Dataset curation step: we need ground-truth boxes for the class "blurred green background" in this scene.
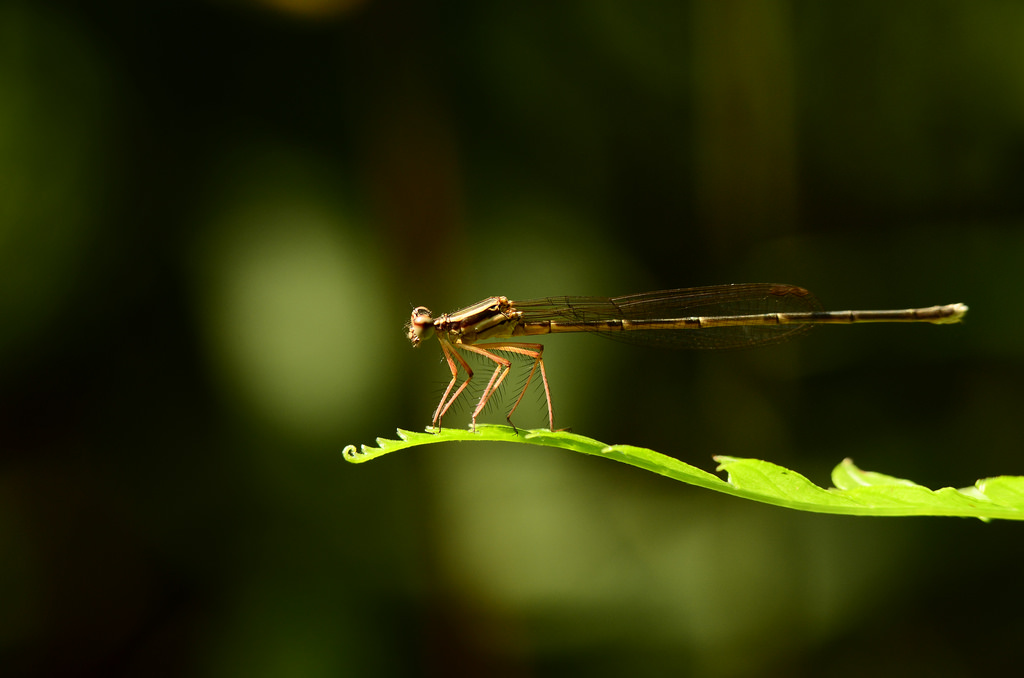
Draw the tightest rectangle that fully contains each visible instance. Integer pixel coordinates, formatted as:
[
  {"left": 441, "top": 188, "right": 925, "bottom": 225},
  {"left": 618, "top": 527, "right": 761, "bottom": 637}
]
[{"left": 2, "top": 1, "right": 1022, "bottom": 676}]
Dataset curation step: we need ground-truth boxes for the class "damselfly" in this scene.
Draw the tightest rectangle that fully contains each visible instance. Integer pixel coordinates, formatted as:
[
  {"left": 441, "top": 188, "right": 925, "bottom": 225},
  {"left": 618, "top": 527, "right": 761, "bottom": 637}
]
[{"left": 406, "top": 284, "right": 967, "bottom": 431}]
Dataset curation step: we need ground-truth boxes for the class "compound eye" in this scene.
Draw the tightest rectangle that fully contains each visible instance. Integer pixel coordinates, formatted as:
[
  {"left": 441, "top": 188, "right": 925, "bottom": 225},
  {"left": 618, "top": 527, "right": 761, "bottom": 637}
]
[
  {"left": 407, "top": 307, "right": 435, "bottom": 346},
  {"left": 410, "top": 307, "right": 433, "bottom": 328}
]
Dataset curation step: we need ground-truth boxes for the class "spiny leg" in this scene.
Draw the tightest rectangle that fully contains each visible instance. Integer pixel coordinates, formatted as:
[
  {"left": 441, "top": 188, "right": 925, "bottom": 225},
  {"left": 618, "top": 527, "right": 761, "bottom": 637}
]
[
  {"left": 457, "top": 343, "right": 512, "bottom": 432},
  {"left": 511, "top": 349, "right": 553, "bottom": 430},
  {"left": 433, "top": 339, "right": 474, "bottom": 431},
  {"left": 462, "top": 341, "right": 553, "bottom": 431},
  {"left": 495, "top": 342, "right": 552, "bottom": 431}
]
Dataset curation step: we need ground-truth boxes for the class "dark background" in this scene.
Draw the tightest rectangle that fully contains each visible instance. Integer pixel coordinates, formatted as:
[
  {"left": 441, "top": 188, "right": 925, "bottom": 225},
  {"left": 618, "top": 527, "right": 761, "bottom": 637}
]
[{"left": 2, "top": 1, "right": 1022, "bottom": 676}]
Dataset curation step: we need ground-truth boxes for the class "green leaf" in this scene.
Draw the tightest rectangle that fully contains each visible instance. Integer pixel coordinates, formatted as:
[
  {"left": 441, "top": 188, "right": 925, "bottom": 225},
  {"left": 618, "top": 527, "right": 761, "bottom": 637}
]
[{"left": 343, "top": 425, "right": 1024, "bottom": 521}]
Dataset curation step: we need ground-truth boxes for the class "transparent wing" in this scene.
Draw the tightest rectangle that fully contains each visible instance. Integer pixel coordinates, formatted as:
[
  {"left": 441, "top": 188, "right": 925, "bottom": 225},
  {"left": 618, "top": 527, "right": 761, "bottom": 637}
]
[{"left": 511, "top": 284, "right": 824, "bottom": 350}]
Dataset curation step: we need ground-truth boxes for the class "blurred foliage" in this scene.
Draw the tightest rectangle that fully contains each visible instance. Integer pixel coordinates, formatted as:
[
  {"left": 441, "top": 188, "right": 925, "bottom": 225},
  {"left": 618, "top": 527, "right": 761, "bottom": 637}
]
[{"left": 2, "top": 1, "right": 1024, "bottom": 676}]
